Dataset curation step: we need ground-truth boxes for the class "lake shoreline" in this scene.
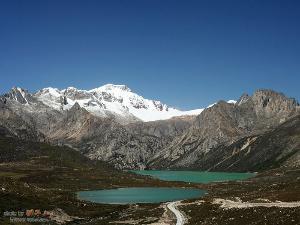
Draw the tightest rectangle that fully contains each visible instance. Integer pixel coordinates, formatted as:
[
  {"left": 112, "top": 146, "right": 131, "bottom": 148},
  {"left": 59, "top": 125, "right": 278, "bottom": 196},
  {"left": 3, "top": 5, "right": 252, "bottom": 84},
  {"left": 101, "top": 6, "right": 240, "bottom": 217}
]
[
  {"left": 77, "top": 187, "right": 206, "bottom": 204},
  {"left": 76, "top": 170, "right": 255, "bottom": 205}
]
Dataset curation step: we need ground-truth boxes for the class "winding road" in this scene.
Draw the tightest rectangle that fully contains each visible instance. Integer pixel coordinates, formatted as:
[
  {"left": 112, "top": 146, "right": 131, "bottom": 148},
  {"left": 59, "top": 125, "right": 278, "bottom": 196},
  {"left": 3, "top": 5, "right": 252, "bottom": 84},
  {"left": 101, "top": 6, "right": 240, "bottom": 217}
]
[{"left": 167, "top": 201, "right": 185, "bottom": 225}]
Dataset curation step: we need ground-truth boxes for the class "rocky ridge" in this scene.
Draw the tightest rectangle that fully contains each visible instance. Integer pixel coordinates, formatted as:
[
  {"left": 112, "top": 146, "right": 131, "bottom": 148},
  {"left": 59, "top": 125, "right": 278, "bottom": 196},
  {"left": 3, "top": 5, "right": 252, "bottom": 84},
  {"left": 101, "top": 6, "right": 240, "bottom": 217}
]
[
  {"left": 149, "top": 89, "right": 299, "bottom": 170},
  {"left": 0, "top": 86, "right": 299, "bottom": 171}
]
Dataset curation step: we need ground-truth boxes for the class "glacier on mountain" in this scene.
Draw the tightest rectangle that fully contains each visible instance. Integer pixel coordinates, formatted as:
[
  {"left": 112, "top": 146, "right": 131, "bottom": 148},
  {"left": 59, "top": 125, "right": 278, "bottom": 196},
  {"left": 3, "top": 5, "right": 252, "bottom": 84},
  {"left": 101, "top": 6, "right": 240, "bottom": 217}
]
[
  {"left": 7, "top": 84, "right": 236, "bottom": 122},
  {"left": 34, "top": 84, "right": 208, "bottom": 121}
]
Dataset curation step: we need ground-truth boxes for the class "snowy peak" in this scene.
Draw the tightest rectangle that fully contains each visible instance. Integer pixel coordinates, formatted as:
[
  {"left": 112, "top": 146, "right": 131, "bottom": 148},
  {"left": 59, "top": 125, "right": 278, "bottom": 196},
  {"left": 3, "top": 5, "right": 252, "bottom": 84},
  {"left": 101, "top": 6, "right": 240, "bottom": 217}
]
[
  {"left": 1, "top": 84, "right": 238, "bottom": 123},
  {"left": 91, "top": 84, "right": 132, "bottom": 92},
  {"left": 4, "top": 87, "right": 33, "bottom": 105},
  {"left": 35, "top": 87, "right": 66, "bottom": 110},
  {"left": 32, "top": 84, "right": 207, "bottom": 122},
  {"left": 227, "top": 100, "right": 237, "bottom": 104}
]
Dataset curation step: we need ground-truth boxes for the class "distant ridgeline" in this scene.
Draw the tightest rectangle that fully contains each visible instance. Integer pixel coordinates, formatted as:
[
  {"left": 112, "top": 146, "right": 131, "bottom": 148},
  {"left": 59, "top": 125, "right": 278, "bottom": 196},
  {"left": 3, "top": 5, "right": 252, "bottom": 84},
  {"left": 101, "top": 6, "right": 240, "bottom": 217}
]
[{"left": 0, "top": 86, "right": 299, "bottom": 171}]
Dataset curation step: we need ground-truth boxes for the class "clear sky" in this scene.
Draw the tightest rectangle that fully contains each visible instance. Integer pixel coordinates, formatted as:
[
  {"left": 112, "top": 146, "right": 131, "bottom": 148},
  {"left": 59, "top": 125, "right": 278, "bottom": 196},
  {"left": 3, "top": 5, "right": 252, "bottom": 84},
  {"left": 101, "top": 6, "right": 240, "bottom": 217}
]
[{"left": 0, "top": 0, "right": 299, "bottom": 109}]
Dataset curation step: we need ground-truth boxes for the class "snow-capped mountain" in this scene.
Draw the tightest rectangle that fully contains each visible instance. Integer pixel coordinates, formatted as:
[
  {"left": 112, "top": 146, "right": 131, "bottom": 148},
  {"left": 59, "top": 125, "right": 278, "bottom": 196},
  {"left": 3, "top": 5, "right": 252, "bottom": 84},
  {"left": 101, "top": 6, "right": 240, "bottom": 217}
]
[
  {"left": 4, "top": 86, "right": 297, "bottom": 171},
  {"left": 4, "top": 87, "right": 33, "bottom": 105},
  {"left": 3, "top": 84, "right": 236, "bottom": 123},
  {"left": 34, "top": 84, "right": 209, "bottom": 122}
]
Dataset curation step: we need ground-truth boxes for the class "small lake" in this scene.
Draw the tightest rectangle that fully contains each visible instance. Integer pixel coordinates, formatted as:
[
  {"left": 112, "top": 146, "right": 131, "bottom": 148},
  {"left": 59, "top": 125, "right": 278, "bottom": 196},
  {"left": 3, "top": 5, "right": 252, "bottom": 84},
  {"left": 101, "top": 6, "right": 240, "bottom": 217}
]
[
  {"left": 131, "top": 170, "right": 255, "bottom": 184},
  {"left": 77, "top": 171, "right": 254, "bottom": 204},
  {"left": 77, "top": 187, "right": 205, "bottom": 204}
]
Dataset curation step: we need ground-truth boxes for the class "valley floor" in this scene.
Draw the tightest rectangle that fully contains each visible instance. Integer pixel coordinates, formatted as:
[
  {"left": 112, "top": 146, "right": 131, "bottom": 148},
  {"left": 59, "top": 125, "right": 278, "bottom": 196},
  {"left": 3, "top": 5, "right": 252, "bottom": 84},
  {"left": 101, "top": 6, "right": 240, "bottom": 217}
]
[
  {"left": 1, "top": 168, "right": 299, "bottom": 225},
  {"left": 179, "top": 168, "right": 300, "bottom": 225},
  {"left": 0, "top": 136, "right": 299, "bottom": 225},
  {"left": 147, "top": 168, "right": 300, "bottom": 225}
]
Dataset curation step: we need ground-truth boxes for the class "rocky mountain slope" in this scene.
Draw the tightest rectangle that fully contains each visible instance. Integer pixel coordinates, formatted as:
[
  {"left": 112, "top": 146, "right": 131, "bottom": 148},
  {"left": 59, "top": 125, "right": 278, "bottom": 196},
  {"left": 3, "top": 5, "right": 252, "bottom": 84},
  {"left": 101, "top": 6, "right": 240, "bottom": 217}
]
[
  {"left": 149, "top": 90, "right": 300, "bottom": 170},
  {"left": 0, "top": 95, "right": 44, "bottom": 141},
  {"left": 45, "top": 103, "right": 194, "bottom": 169},
  {"left": 0, "top": 86, "right": 299, "bottom": 171},
  {"left": 0, "top": 86, "right": 201, "bottom": 169},
  {"left": 190, "top": 114, "right": 300, "bottom": 171}
]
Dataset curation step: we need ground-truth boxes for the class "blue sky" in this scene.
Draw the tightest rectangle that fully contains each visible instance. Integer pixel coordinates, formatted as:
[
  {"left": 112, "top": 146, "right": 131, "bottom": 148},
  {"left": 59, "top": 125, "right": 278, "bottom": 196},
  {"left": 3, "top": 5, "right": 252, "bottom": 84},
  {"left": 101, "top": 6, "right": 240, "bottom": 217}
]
[{"left": 0, "top": 0, "right": 299, "bottom": 109}]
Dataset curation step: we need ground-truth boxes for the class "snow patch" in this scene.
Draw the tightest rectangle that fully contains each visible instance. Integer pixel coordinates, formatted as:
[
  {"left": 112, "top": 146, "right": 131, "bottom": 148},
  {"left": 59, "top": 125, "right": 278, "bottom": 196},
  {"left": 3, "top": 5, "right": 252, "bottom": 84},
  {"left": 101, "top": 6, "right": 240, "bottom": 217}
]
[{"left": 34, "top": 84, "right": 235, "bottom": 122}]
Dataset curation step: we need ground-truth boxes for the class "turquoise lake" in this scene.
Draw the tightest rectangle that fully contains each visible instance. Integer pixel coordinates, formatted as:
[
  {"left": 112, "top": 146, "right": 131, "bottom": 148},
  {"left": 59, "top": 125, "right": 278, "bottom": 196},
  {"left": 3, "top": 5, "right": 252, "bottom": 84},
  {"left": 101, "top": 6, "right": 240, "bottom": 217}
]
[
  {"left": 78, "top": 171, "right": 254, "bottom": 204},
  {"left": 77, "top": 187, "right": 205, "bottom": 204},
  {"left": 131, "top": 170, "right": 255, "bottom": 184}
]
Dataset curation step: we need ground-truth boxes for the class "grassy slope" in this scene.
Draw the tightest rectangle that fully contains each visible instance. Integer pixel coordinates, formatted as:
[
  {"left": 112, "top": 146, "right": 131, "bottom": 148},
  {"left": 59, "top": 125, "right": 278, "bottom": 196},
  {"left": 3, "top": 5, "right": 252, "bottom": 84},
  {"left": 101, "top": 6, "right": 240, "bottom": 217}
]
[
  {"left": 0, "top": 135, "right": 180, "bottom": 225},
  {"left": 181, "top": 168, "right": 300, "bottom": 225}
]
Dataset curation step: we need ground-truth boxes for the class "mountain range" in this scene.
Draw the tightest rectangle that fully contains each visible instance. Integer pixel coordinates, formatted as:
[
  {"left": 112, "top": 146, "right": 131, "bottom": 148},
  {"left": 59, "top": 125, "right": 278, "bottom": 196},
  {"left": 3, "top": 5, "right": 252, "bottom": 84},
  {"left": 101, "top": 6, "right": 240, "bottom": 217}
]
[
  {"left": 0, "top": 85, "right": 299, "bottom": 171},
  {"left": 14, "top": 84, "right": 207, "bottom": 123}
]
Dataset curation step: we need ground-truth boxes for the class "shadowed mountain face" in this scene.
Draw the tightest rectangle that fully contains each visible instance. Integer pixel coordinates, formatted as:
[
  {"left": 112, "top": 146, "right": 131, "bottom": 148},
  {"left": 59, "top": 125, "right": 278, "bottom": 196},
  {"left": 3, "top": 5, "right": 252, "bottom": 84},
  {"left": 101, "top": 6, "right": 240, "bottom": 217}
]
[
  {"left": 0, "top": 96, "right": 44, "bottom": 141},
  {"left": 187, "top": 114, "right": 300, "bottom": 172},
  {"left": 52, "top": 106, "right": 193, "bottom": 169},
  {"left": 0, "top": 87, "right": 299, "bottom": 171},
  {"left": 149, "top": 90, "right": 299, "bottom": 170}
]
